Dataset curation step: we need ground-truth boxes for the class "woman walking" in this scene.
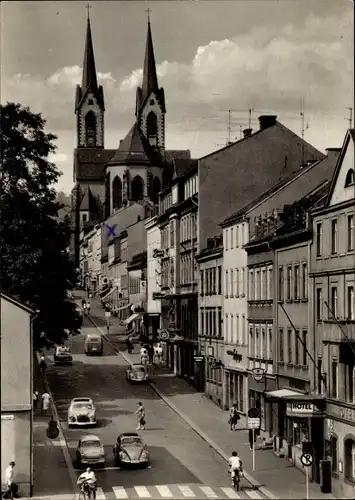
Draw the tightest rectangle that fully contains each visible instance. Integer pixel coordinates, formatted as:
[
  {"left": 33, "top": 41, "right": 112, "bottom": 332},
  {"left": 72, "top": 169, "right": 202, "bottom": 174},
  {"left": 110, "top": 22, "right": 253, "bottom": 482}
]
[
  {"left": 41, "top": 391, "right": 51, "bottom": 416},
  {"left": 135, "top": 402, "right": 146, "bottom": 430}
]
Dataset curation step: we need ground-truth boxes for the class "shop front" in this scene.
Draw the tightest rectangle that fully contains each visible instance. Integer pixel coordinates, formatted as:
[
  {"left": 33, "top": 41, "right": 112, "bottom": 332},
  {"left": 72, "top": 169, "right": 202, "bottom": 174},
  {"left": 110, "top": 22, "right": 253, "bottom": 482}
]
[
  {"left": 324, "top": 401, "right": 355, "bottom": 498},
  {"left": 248, "top": 372, "right": 277, "bottom": 436}
]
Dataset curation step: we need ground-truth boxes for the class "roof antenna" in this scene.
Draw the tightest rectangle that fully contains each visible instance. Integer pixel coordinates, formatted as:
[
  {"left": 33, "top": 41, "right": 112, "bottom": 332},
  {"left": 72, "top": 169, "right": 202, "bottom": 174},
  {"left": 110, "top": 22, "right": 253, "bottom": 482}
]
[{"left": 85, "top": 3, "right": 92, "bottom": 20}]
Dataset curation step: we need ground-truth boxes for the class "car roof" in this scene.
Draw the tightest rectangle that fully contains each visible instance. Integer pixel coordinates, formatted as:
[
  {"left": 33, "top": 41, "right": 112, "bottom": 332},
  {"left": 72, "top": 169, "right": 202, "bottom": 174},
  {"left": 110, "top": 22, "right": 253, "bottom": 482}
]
[
  {"left": 132, "top": 363, "right": 145, "bottom": 368},
  {"left": 86, "top": 334, "right": 101, "bottom": 339},
  {"left": 72, "top": 398, "right": 92, "bottom": 402},
  {"left": 81, "top": 435, "right": 100, "bottom": 442},
  {"left": 120, "top": 432, "right": 140, "bottom": 437}
]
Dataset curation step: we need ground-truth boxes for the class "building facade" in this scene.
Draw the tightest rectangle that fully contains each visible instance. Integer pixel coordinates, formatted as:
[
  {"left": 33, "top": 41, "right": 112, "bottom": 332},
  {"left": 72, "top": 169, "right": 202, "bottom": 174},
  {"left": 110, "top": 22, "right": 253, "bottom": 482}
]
[
  {"left": 1, "top": 294, "right": 34, "bottom": 497},
  {"left": 309, "top": 129, "right": 355, "bottom": 497},
  {"left": 145, "top": 216, "right": 162, "bottom": 340},
  {"left": 196, "top": 236, "right": 223, "bottom": 401}
]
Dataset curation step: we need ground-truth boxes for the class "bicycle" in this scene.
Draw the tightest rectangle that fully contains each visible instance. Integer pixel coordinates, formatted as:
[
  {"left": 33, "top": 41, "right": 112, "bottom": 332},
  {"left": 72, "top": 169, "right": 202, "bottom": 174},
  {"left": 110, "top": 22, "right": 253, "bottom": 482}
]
[
  {"left": 230, "top": 468, "right": 242, "bottom": 491},
  {"left": 78, "top": 480, "right": 96, "bottom": 500}
]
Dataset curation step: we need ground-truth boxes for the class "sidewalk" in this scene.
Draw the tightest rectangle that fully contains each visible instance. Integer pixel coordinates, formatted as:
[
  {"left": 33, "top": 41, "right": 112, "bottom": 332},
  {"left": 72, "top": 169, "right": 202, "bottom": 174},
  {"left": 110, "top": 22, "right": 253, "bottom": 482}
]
[{"left": 32, "top": 353, "right": 76, "bottom": 498}]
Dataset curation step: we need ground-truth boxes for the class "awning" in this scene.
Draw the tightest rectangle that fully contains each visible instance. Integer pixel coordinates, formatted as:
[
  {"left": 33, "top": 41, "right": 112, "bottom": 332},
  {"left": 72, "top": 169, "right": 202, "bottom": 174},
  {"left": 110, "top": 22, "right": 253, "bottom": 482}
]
[
  {"left": 265, "top": 389, "right": 302, "bottom": 399},
  {"left": 123, "top": 313, "right": 142, "bottom": 325},
  {"left": 115, "top": 303, "right": 132, "bottom": 312},
  {"left": 101, "top": 288, "right": 116, "bottom": 301},
  {"left": 99, "top": 287, "right": 110, "bottom": 297}
]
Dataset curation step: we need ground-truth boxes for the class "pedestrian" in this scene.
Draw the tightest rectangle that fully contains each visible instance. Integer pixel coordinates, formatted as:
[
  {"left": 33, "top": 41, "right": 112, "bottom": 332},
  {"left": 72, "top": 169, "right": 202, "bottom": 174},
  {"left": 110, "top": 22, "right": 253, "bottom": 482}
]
[
  {"left": 147, "top": 344, "right": 154, "bottom": 365},
  {"left": 39, "top": 356, "right": 47, "bottom": 377},
  {"left": 46, "top": 416, "right": 59, "bottom": 439},
  {"left": 228, "top": 403, "right": 240, "bottom": 431},
  {"left": 83, "top": 301, "right": 87, "bottom": 315},
  {"left": 86, "top": 300, "right": 91, "bottom": 315},
  {"left": 33, "top": 391, "right": 39, "bottom": 413},
  {"left": 154, "top": 343, "right": 163, "bottom": 364},
  {"left": 81, "top": 298, "right": 86, "bottom": 308},
  {"left": 126, "top": 337, "right": 133, "bottom": 354},
  {"left": 41, "top": 391, "right": 51, "bottom": 416},
  {"left": 135, "top": 402, "right": 146, "bottom": 430},
  {"left": 2, "top": 461, "right": 19, "bottom": 499},
  {"left": 140, "top": 344, "right": 147, "bottom": 360}
]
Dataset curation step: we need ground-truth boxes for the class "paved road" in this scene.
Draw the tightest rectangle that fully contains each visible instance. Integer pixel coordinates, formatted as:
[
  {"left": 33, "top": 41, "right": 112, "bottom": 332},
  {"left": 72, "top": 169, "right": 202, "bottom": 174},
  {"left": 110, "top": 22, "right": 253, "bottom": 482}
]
[{"left": 44, "top": 316, "right": 266, "bottom": 500}]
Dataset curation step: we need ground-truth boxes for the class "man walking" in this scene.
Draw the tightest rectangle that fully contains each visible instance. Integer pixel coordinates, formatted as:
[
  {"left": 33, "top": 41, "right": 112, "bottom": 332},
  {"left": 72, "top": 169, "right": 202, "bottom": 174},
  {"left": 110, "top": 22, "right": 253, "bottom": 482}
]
[
  {"left": 2, "top": 461, "right": 18, "bottom": 498},
  {"left": 229, "top": 403, "right": 240, "bottom": 431},
  {"left": 39, "top": 356, "right": 47, "bottom": 377},
  {"left": 33, "top": 391, "right": 39, "bottom": 413},
  {"left": 147, "top": 344, "right": 154, "bottom": 365},
  {"left": 41, "top": 391, "right": 51, "bottom": 416},
  {"left": 135, "top": 402, "right": 146, "bottom": 430},
  {"left": 86, "top": 300, "right": 91, "bottom": 315}
]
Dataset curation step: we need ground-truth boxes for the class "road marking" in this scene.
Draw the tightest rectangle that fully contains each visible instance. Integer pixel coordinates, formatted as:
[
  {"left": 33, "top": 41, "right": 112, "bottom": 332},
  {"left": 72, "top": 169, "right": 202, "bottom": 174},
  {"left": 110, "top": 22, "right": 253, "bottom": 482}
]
[
  {"left": 199, "top": 486, "right": 218, "bottom": 498},
  {"left": 221, "top": 487, "right": 241, "bottom": 498},
  {"left": 96, "top": 487, "right": 106, "bottom": 499},
  {"left": 134, "top": 486, "right": 151, "bottom": 497},
  {"left": 244, "top": 489, "right": 263, "bottom": 499},
  {"left": 113, "top": 486, "right": 128, "bottom": 499},
  {"left": 178, "top": 485, "right": 196, "bottom": 498},
  {"left": 156, "top": 485, "right": 173, "bottom": 498}
]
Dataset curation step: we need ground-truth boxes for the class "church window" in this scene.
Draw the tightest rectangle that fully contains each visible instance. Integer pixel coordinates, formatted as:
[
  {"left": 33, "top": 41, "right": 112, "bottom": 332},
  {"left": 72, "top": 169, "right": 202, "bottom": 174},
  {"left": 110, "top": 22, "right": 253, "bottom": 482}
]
[
  {"left": 345, "top": 169, "right": 355, "bottom": 187},
  {"left": 112, "top": 176, "right": 123, "bottom": 210},
  {"left": 150, "top": 99, "right": 154, "bottom": 105},
  {"left": 147, "top": 111, "right": 157, "bottom": 146},
  {"left": 85, "top": 111, "right": 96, "bottom": 147},
  {"left": 152, "top": 176, "right": 161, "bottom": 205},
  {"left": 88, "top": 99, "right": 93, "bottom": 105},
  {"left": 131, "top": 175, "right": 144, "bottom": 201}
]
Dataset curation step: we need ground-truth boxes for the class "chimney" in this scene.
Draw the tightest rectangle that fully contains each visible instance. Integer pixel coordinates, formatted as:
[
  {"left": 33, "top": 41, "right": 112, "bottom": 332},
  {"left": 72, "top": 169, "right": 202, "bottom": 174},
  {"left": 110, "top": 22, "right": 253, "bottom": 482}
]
[
  {"left": 259, "top": 115, "right": 277, "bottom": 131},
  {"left": 243, "top": 128, "right": 253, "bottom": 138}
]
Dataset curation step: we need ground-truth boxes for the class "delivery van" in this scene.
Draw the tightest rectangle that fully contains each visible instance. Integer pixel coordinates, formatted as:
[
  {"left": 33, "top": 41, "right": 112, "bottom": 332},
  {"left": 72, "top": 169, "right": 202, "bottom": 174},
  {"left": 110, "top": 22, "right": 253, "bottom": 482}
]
[{"left": 84, "top": 334, "right": 103, "bottom": 356}]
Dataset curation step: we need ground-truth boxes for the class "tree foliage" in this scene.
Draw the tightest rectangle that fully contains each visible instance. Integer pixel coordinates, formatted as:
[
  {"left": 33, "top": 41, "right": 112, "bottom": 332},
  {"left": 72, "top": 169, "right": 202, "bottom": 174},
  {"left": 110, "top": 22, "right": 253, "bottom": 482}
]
[{"left": 1, "top": 102, "right": 77, "bottom": 347}]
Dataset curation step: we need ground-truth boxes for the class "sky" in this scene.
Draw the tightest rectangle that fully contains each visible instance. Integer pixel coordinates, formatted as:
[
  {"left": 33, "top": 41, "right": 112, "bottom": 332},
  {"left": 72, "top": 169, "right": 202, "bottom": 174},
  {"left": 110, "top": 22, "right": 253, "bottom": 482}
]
[{"left": 2, "top": 0, "right": 354, "bottom": 194}]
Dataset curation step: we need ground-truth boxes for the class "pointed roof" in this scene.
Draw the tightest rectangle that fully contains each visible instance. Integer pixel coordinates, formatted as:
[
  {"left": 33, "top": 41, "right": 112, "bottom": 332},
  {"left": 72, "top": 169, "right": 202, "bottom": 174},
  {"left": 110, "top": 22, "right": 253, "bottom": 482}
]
[
  {"left": 141, "top": 20, "right": 159, "bottom": 101},
  {"left": 82, "top": 17, "right": 98, "bottom": 92},
  {"left": 108, "top": 123, "right": 164, "bottom": 166}
]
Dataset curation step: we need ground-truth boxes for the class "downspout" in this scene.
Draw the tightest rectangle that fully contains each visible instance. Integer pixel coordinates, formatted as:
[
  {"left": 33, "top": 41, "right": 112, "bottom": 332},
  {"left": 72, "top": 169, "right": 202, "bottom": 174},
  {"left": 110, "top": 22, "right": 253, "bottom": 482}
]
[{"left": 30, "top": 310, "right": 39, "bottom": 497}]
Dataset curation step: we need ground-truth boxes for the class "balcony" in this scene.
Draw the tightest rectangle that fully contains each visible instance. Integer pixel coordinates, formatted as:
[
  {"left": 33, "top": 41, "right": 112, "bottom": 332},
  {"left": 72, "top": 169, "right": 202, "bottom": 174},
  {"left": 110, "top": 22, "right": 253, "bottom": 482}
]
[{"left": 322, "top": 319, "right": 355, "bottom": 344}]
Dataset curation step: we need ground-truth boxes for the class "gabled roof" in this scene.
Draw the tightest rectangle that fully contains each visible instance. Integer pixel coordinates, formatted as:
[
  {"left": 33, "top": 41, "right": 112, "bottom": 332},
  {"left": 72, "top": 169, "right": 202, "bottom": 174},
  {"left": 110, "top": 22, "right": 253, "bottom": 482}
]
[
  {"left": 1, "top": 293, "right": 35, "bottom": 314},
  {"left": 107, "top": 123, "right": 164, "bottom": 166},
  {"left": 324, "top": 128, "right": 355, "bottom": 207},
  {"left": 172, "top": 159, "right": 198, "bottom": 179}
]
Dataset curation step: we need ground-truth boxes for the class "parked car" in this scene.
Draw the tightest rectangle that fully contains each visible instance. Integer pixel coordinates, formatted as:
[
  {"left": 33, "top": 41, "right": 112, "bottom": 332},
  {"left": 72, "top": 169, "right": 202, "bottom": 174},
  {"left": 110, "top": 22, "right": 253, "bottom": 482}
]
[
  {"left": 113, "top": 433, "right": 149, "bottom": 467},
  {"left": 68, "top": 397, "right": 97, "bottom": 427},
  {"left": 84, "top": 334, "right": 103, "bottom": 355},
  {"left": 54, "top": 346, "right": 73, "bottom": 365},
  {"left": 126, "top": 363, "right": 148, "bottom": 383},
  {"left": 76, "top": 434, "right": 105, "bottom": 468}
]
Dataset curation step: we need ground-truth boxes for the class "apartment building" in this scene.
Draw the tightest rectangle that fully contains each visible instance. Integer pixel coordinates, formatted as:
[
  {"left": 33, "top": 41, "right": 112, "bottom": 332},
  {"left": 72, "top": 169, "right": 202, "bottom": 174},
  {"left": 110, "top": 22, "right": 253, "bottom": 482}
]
[
  {"left": 309, "top": 129, "right": 355, "bottom": 498},
  {"left": 196, "top": 236, "right": 223, "bottom": 400},
  {"left": 145, "top": 216, "right": 162, "bottom": 341}
]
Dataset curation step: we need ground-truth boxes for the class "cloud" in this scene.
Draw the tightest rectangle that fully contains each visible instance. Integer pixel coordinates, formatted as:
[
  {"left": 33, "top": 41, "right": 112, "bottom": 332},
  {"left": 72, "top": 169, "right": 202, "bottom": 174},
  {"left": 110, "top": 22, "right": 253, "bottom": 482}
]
[{"left": 49, "top": 153, "right": 68, "bottom": 163}]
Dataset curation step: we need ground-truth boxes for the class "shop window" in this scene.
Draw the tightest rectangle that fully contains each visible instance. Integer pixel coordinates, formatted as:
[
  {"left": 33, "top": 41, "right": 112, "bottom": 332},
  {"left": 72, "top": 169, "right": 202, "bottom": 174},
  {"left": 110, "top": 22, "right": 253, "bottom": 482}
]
[
  {"left": 293, "top": 419, "right": 309, "bottom": 447},
  {"left": 344, "top": 437, "right": 355, "bottom": 480}
]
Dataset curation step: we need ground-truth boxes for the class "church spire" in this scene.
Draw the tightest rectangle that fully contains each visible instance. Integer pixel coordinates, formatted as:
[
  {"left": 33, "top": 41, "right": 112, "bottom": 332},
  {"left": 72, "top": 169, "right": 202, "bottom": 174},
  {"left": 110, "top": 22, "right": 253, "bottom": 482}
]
[
  {"left": 141, "top": 14, "right": 159, "bottom": 100},
  {"left": 82, "top": 13, "right": 98, "bottom": 92}
]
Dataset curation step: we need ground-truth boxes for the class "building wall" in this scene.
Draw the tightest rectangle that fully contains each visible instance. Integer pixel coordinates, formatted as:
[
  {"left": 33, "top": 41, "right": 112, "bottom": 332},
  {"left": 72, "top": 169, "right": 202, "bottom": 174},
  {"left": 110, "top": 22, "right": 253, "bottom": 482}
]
[
  {"left": 146, "top": 217, "right": 162, "bottom": 315},
  {"left": 329, "top": 140, "right": 354, "bottom": 206},
  {"left": 199, "top": 122, "right": 324, "bottom": 250},
  {"left": 127, "top": 219, "right": 148, "bottom": 262}
]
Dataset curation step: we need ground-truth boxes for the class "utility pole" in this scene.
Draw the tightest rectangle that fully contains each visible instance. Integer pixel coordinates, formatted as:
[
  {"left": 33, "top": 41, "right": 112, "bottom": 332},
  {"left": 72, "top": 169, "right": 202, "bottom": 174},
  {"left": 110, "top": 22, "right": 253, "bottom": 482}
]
[{"left": 345, "top": 107, "right": 353, "bottom": 128}]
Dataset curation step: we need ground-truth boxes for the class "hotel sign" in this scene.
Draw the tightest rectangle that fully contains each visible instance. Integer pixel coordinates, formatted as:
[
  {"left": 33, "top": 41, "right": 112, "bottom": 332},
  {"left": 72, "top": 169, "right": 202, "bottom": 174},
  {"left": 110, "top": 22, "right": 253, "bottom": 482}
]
[
  {"left": 327, "top": 402, "right": 355, "bottom": 424},
  {"left": 287, "top": 402, "right": 314, "bottom": 417}
]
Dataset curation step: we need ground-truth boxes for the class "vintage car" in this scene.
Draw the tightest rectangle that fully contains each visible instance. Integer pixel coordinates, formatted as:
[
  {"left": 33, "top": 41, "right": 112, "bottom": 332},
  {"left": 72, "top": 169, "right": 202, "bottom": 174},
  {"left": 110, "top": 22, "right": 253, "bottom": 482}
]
[
  {"left": 68, "top": 397, "right": 97, "bottom": 427},
  {"left": 126, "top": 363, "right": 148, "bottom": 383},
  {"left": 54, "top": 346, "right": 73, "bottom": 365},
  {"left": 76, "top": 434, "right": 105, "bottom": 468},
  {"left": 113, "top": 432, "right": 149, "bottom": 467}
]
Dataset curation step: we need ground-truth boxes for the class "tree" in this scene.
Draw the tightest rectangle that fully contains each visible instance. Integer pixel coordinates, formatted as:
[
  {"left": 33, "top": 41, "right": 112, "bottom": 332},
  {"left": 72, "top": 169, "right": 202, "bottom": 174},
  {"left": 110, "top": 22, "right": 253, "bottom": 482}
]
[{"left": 0, "top": 102, "right": 77, "bottom": 347}]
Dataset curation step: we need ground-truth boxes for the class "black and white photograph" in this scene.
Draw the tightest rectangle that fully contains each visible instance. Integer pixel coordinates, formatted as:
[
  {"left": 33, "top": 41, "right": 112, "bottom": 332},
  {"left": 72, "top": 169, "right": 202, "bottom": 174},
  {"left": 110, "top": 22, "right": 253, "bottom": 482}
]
[{"left": 0, "top": 1, "right": 354, "bottom": 499}]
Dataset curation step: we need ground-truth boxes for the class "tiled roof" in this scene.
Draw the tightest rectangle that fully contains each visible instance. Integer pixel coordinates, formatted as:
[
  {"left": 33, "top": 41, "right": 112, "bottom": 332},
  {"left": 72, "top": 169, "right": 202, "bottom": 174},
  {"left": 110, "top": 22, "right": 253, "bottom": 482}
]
[
  {"left": 172, "top": 159, "right": 198, "bottom": 179},
  {"left": 74, "top": 148, "right": 115, "bottom": 181},
  {"left": 164, "top": 150, "right": 191, "bottom": 163},
  {"left": 107, "top": 123, "right": 164, "bottom": 166}
]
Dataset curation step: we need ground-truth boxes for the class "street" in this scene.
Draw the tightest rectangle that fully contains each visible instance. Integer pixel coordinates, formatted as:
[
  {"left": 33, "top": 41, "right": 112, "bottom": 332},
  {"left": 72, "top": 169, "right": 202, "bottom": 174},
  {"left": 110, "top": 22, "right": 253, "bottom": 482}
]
[{"left": 43, "top": 314, "right": 266, "bottom": 499}]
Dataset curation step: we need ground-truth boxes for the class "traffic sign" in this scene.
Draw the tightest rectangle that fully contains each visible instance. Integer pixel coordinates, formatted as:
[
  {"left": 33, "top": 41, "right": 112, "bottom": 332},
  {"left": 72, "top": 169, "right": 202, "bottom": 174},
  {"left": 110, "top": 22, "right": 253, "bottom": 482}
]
[
  {"left": 252, "top": 368, "right": 265, "bottom": 382},
  {"left": 105, "top": 311, "right": 111, "bottom": 318},
  {"left": 300, "top": 453, "right": 313, "bottom": 467},
  {"left": 248, "top": 407, "right": 260, "bottom": 418},
  {"left": 248, "top": 417, "right": 260, "bottom": 429}
]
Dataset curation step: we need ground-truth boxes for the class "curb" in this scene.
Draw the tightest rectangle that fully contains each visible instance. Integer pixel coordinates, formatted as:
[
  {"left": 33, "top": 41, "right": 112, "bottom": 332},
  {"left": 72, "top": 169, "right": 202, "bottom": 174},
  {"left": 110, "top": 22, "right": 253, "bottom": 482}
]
[
  {"left": 36, "top": 353, "right": 78, "bottom": 499},
  {"left": 88, "top": 309, "right": 277, "bottom": 499}
]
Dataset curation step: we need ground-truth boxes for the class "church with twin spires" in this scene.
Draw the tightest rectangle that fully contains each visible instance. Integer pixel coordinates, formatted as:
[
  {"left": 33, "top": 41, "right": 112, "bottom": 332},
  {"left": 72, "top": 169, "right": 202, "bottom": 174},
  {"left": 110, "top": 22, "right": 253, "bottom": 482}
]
[{"left": 71, "top": 12, "right": 191, "bottom": 266}]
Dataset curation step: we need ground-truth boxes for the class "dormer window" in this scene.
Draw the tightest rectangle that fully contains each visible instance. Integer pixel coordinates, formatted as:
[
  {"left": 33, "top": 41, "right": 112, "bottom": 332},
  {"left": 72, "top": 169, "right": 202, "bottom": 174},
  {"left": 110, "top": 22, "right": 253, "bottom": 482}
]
[
  {"left": 150, "top": 99, "right": 154, "bottom": 105},
  {"left": 345, "top": 168, "right": 355, "bottom": 187}
]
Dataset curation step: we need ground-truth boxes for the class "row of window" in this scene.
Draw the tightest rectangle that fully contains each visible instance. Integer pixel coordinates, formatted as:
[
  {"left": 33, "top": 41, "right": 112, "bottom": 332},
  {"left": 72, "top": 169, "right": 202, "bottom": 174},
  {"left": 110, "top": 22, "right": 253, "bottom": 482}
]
[
  {"left": 248, "top": 266, "right": 273, "bottom": 301},
  {"left": 160, "top": 193, "right": 172, "bottom": 214},
  {"left": 278, "top": 262, "right": 308, "bottom": 301},
  {"left": 161, "top": 258, "right": 175, "bottom": 289},
  {"left": 206, "top": 359, "right": 223, "bottom": 385},
  {"left": 248, "top": 324, "right": 273, "bottom": 360},
  {"left": 200, "top": 307, "right": 223, "bottom": 337},
  {"left": 225, "top": 267, "right": 247, "bottom": 298},
  {"left": 224, "top": 313, "right": 247, "bottom": 346},
  {"left": 200, "top": 266, "right": 222, "bottom": 295},
  {"left": 279, "top": 327, "right": 308, "bottom": 366},
  {"left": 330, "top": 361, "right": 355, "bottom": 403},
  {"left": 128, "top": 276, "right": 143, "bottom": 295},
  {"left": 181, "top": 253, "right": 196, "bottom": 285},
  {"left": 180, "top": 212, "right": 197, "bottom": 242},
  {"left": 225, "top": 372, "right": 244, "bottom": 412},
  {"left": 224, "top": 223, "right": 248, "bottom": 251},
  {"left": 316, "top": 285, "right": 355, "bottom": 321},
  {"left": 184, "top": 174, "right": 198, "bottom": 200},
  {"left": 316, "top": 213, "right": 354, "bottom": 257}
]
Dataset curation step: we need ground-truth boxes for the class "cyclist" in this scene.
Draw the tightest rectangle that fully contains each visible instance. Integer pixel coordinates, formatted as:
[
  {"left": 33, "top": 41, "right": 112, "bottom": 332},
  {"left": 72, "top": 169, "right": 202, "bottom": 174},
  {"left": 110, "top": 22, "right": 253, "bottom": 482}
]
[
  {"left": 228, "top": 451, "right": 242, "bottom": 488},
  {"left": 77, "top": 468, "right": 97, "bottom": 499}
]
